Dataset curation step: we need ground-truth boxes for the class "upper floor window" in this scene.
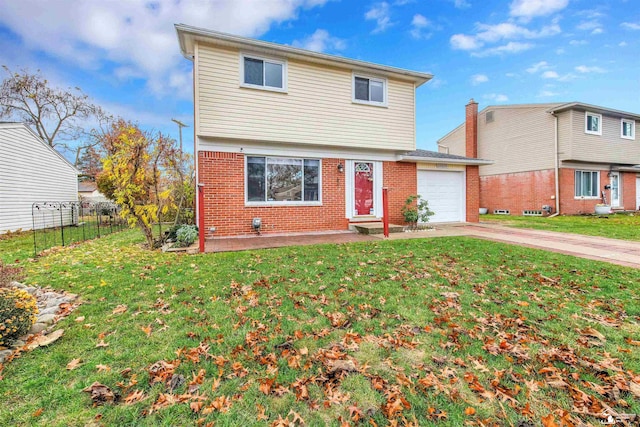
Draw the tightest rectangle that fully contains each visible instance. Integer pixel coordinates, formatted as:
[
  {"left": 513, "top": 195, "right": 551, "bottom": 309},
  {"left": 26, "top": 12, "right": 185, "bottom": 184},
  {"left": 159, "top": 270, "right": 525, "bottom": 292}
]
[
  {"left": 621, "top": 118, "right": 635, "bottom": 140},
  {"left": 585, "top": 112, "right": 602, "bottom": 135},
  {"left": 575, "top": 170, "right": 599, "bottom": 198},
  {"left": 241, "top": 54, "right": 286, "bottom": 92},
  {"left": 246, "top": 156, "right": 320, "bottom": 204},
  {"left": 353, "top": 74, "right": 387, "bottom": 106}
]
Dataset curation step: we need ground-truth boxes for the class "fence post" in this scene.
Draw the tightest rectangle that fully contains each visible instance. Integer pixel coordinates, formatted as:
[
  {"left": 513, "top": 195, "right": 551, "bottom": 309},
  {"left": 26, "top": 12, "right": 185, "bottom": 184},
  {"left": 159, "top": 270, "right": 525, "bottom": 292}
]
[
  {"left": 32, "top": 203, "right": 38, "bottom": 257},
  {"left": 59, "top": 203, "right": 65, "bottom": 247}
]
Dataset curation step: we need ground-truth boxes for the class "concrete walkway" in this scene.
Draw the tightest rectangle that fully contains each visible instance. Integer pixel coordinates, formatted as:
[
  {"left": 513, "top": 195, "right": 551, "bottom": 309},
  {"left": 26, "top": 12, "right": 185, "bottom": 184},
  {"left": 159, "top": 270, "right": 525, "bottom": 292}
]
[
  {"left": 205, "top": 223, "right": 640, "bottom": 269},
  {"left": 382, "top": 222, "right": 640, "bottom": 269}
]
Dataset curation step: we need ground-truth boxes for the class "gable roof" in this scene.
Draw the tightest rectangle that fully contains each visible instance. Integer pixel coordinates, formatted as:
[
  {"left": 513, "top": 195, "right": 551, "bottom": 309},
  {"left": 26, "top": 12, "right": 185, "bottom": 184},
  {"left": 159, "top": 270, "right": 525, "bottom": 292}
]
[
  {"left": 546, "top": 102, "right": 640, "bottom": 120},
  {"left": 175, "top": 24, "right": 433, "bottom": 87},
  {"left": 399, "top": 149, "right": 493, "bottom": 165},
  {"left": 0, "top": 122, "right": 79, "bottom": 174}
]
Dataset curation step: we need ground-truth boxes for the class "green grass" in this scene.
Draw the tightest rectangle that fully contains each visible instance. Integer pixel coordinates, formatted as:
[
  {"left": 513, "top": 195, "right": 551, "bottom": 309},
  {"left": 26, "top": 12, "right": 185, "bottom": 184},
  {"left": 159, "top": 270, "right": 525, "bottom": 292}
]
[
  {"left": 0, "top": 231, "right": 35, "bottom": 264},
  {"left": 0, "top": 230, "right": 639, "bottom": 426},
  {"left": 481, "top": 212, "right": 640, "bottom": 240}
]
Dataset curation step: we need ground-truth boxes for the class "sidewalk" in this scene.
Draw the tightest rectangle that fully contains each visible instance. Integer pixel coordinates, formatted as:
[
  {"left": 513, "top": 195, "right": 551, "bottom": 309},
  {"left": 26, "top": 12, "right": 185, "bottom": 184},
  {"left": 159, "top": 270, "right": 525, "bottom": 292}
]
[{"left": 383, "top": 223, "right": 640, "bottom": 269}]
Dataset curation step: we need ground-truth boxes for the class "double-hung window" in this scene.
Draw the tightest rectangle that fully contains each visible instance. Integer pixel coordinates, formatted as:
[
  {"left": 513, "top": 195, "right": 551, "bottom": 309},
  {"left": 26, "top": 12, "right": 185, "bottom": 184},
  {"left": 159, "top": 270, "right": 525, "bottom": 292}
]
[
  {"left": 353, "top": 74, "right": 387, "bottom": 106},
  {"left": 241, "top": 54, "right": 286, "bottom": 91},
  {"left": 585, "top": 112, "right": 602, "bottom": 135},
  {"left": 575, "top": 170, "right": 599, "bottom": 198},
  {"left": 247, "top": 156, "right": 320, "bottom": 203},
  {"left": 621, "top": 118, "right": 635, "bottom": 140}
]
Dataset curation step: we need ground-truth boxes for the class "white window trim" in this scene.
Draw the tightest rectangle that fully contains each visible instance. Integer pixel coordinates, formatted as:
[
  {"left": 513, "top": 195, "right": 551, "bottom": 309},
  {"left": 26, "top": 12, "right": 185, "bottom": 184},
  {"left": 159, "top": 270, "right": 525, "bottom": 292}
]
[
  {"left": 585, "top": 111, "right": 602, "bottom": 136},
  {"left": 244, "top": 155, "right": 322, "bottom": 206},
  {"left": 344, "top": 160, "right": 383, "bottom": 219},
  {"left": 621, "top": 118, "right": 635, "bottom": 140},
  {"left": 574, "top": 170, "right": 600, "bottom": 199},
  {"left": 352, "top": 73, "right": 388, "bottom": 107},
  {"left": 239, "top": 53, "right": 288, "bottom": 93}
]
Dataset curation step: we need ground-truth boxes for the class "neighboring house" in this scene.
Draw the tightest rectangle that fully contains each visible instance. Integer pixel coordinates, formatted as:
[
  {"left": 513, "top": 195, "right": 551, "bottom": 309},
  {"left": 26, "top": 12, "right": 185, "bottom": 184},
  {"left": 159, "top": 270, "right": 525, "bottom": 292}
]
[
  {"left": 175, "top": 24, "right": 491, "bottom": 237},
  {"left": 78, "top": 181, "right": 108, "bottom": 202},
  {"left": 0, "top": 122, "right": 79, "bottom": 233},
  {"left": 438, "top": 100, "right": 640, "bottom": 215}
]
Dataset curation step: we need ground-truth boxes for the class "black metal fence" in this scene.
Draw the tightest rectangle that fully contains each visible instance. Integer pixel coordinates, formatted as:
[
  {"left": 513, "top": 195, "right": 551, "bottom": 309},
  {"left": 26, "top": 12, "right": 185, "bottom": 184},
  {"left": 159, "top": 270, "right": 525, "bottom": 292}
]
[{"left": 31, "top": 201, "right": 127, "bottom": 256}]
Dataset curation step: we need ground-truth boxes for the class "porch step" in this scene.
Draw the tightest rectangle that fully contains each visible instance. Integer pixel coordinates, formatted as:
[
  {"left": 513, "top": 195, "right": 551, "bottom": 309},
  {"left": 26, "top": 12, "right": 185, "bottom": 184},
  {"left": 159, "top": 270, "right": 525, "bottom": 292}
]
[{"left": 353, "top": 222, "right": 404, "bottom": 235}]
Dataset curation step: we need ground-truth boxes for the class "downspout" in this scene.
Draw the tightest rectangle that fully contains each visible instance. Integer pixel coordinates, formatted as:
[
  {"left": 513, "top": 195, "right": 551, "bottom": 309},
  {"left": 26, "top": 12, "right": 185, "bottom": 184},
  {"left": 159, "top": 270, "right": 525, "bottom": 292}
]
[{"left": 551, "top": 112, "right": 560, "bottom": 216}]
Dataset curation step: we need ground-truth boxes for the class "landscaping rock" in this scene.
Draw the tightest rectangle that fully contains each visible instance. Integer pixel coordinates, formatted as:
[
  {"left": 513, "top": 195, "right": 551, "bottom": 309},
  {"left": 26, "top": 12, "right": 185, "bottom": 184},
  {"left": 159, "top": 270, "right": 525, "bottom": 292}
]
[
  {"left": 37, "top": 313, "right": 57, "bottom": 325},
  {"left": 12, "top": 340, "right": 25, "bottom": 347},
  {"left": 29, "top": 323, "right": 47, "bottom": 334},
  {"left": 0, "top": 350, "right": 12, "bottom": 364},
  {"left": 38, "top": 306, "right": 59, "bottom": 316},
  {"left": 10, "top": 281, "right": 26, "bottom": 289}
]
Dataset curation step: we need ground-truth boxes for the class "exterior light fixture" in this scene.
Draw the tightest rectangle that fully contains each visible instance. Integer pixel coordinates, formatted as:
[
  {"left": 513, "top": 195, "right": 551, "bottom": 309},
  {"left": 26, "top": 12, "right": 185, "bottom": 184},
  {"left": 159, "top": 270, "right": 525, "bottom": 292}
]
[{"left": 337, "top": 163, "right": 344, "bottom": 173}]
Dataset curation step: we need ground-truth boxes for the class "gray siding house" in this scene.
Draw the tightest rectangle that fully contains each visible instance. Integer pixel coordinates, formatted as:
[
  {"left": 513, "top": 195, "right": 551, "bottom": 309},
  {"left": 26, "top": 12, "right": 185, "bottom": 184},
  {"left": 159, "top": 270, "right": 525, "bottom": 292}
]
[{"left": 439, "top": 101, "right": 640, "bottom": 215}]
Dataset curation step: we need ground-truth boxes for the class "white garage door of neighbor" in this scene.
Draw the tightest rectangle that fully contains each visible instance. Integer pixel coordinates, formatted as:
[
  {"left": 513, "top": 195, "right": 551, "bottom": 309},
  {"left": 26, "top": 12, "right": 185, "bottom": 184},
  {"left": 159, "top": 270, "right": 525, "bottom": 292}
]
[{"left": 417, "top": 170, "right": 465, "bottom": 223}]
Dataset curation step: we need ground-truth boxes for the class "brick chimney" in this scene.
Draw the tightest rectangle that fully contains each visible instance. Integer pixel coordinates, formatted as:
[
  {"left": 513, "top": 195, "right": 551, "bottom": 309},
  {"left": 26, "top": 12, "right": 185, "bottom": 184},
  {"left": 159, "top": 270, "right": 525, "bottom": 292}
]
[
  {"left": 465, "top": 98, "right": 478, "bottom": 158},
  {"left": 465, "top": 98, "right": 480, "bottom": 223}
]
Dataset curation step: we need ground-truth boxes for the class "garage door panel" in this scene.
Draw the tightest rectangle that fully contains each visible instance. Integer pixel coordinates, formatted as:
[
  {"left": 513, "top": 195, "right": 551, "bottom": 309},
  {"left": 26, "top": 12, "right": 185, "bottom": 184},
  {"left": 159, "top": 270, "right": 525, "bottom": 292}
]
[{"left": 417, "top": 170, "right": 464, "bottom": 223}]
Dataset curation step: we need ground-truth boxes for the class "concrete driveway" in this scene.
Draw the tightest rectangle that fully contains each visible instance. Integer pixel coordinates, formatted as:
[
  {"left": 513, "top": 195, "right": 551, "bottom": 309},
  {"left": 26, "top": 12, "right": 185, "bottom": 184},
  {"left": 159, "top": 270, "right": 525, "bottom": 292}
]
[{"left": 383, "top": 223, "right": 640, "bottom": 269}]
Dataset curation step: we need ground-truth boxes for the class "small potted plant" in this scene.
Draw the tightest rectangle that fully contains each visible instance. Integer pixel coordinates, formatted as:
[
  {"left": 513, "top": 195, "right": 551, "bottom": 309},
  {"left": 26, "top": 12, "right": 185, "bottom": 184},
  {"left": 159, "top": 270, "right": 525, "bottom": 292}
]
[{"left": 594, "top": 204, "right": 610, "bottom": 215}]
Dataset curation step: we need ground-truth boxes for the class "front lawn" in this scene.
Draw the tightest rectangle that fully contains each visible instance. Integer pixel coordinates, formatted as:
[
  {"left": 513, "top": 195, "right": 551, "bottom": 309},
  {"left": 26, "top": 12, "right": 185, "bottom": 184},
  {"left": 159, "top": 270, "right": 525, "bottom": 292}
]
[
  {"left": 1, "top": 230, "right": 639, "bottom": 426},
  {"left": 481, "top": 213, "right": 640, "bottom": 241}
]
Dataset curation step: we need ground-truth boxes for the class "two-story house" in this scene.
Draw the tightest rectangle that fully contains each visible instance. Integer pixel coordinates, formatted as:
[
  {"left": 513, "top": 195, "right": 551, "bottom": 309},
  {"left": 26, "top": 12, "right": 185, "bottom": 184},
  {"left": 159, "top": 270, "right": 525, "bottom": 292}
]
[
  {"left": 439, "top": 100, "right": 640, "bottom": 216},
  {"left": 175, "top": 24, "right": 490, "bottom": 237}
]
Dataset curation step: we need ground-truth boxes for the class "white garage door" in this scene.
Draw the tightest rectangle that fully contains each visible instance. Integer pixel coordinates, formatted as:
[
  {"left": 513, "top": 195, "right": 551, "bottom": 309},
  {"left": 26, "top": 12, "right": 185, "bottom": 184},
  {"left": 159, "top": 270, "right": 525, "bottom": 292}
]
[{"left": 417, "top": 170, "right": 465, "bottom": 223}]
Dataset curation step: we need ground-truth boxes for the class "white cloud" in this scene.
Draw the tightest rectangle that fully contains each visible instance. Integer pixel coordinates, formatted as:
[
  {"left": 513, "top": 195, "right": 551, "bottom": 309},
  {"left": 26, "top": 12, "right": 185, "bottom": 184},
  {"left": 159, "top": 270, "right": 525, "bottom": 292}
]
[
  {"left": 591, "top": 28, "right": 603, "bottom": 35},
  {"left": 541, "top": 70, "right": 559, "bottom": 78},
  {"left": 450, "top": 20, "right": 560, "bottom": 55},
  {"left": 555, "top": 48, "right": 565, "bottom": 54},
  {"left": 505, "top": 72, "right": 518, "bottom": 77},
  {"left": 453, "top": 0, "right": 471, "bottom": 8},
  {"left": 575, "top": 65, "right": 606, "bottom": 73},
  {"left": 0, "top": 0, "right": 330, "bottom": 98},
  {"left": 619, "top": 41, "right": 628, "bottom": 47},
  {"left": 450, "top": 34, "right": 482, "bottom": 50},
  {"left": 365, "top": 2, "right": 393, "bottom": 33},
  {"left": 509, "top": 0, "right": 569, "bottom": 21},
  {"left": 621, "top": 22, "right": 640, "bottom": 30},
  {"left": 471, "top": 74, "right": 489, "bottom": 85},
  {"left": 577, "top": 21, "right": 600, "bottom": 31},
  {"left": 526, "top": 61, "right": 549, "bottom": 73},
  {"left": 427, "top": 77, "right": 446, "bottom": 89},
  {"left": 569, "top": 39, "right": 588, "bottom": 45},
  {"left": 410, "top": 14, "right": 435, "bottom": 39},
  {"left": 471, "top": 41, "right": 534, "bottom": 57},
  {"left": 484, "top": 93, "right": 509, "bottom": 102},
  {"left": 292, "top": 29, "right": 346, "bottom": 52}
]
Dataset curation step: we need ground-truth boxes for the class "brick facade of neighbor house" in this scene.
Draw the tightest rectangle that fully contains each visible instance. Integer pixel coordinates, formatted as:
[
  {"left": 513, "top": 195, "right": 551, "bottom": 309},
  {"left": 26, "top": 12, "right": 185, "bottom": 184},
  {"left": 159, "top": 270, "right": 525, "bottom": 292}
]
[
  {"left": 558, "top": 168, "right": 638, "bottom": 215},
  {"left": 479, "top": 170, "right": 555, "bottom": 215}
]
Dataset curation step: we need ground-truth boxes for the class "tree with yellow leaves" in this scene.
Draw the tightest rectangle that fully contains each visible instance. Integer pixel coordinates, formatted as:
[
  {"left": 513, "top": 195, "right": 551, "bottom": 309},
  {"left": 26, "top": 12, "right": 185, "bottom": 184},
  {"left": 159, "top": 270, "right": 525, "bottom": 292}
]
[{"left": 97, "top": 119, "right": 181, "bottom": 248}]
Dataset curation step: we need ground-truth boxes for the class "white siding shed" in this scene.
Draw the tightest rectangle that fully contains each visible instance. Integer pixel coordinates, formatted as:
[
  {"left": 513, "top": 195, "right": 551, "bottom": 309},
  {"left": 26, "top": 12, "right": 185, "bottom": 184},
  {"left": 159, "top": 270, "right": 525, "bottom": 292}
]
[{"left": 0, "top": 123, "right": 79, "bottom": 233}]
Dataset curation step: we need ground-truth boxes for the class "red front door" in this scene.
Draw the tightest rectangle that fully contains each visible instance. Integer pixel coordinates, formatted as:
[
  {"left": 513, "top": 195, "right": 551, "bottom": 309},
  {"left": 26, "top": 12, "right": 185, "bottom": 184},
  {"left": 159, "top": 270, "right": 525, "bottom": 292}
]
[{"left": 354, "top": 162, "right": 374, "bottom": 215}]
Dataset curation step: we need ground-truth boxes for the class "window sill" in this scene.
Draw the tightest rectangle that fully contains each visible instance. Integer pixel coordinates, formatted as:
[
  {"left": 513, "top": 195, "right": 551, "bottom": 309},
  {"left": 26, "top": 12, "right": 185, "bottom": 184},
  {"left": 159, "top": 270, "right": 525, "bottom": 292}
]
[
  {"left": 573, "top": 196, "right": 600, "bottom": 200},
  {"left": 352, "top": 99, "right": 388, "bottom": 108},
  {"left": 621, "top": 136, "right": 635, "bottom": 140},
  {"left": 245, "top": 202, "right": 322, "bottom": 207},
  {"left": 240, "top": 84, "right": 287, "bottom": 94},
  {"left": 584, "top": 130, "right": 601, "bottom": 136}
]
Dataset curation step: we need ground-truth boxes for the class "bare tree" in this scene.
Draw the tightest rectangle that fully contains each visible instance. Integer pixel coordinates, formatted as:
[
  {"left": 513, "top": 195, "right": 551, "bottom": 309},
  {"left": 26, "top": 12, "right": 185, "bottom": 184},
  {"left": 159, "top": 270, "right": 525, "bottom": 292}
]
[{"left": 0, "top": 66, "right": 108, "bottom": 158}]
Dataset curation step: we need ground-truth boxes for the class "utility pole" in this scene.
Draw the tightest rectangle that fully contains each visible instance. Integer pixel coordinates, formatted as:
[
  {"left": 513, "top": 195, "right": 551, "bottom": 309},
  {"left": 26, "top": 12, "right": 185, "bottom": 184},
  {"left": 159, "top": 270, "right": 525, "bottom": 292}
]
[{"left": 171, "top": 118, "right": 188, "bottom": 152}]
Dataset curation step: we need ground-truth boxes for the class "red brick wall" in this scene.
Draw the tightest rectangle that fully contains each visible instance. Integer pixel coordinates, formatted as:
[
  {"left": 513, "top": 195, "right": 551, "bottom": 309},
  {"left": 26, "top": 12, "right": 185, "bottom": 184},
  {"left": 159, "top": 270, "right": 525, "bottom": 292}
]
[
  {"left": 383, "top": 162, "right": 417, "bottom": 225},
  {"left": 480, "top": 169, "right": 555, "bottom": 215},
  {"left": 559, "top": 168, "right": 607, "bottom": 214},
  {"left": 466, "top": 165, "right": 480, "bottom": 222},
  {"left": 198, "top": 152, "right": 349, "bottom": 237},
  {"left": 621, "top": 172, "right": 638, "bottom": 210},
  {"left": 199, "top": 153, "right": 425, "bottom": 236}
]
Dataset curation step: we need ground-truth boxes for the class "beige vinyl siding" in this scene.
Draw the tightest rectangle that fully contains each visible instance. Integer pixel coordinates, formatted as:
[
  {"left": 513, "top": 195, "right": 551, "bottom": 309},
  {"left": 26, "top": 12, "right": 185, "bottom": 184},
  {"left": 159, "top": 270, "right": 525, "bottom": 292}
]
[
  {"left": 0, "top": 125, "right": 78, "bottom": 233},
  {"left": 477, "top": 106, "right": 556, "bottom": 176},
  {"left": 196, "top": 44, "right": 416, "bottom": 151},
  {"left": 564, "top": 109, "right": 640, "bottom": 164},
  {"left": 438, "top": 125, "right": 465, "bottom": 156},
  {"left": 556, "top": 110, "right": 572, "bottom": 161}
]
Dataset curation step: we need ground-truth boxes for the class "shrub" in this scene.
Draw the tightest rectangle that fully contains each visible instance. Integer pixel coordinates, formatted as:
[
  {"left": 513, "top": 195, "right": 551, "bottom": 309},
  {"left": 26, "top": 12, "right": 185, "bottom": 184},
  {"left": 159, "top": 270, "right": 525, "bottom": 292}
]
[
  {"left": 175, "top": 224, "right": 198, "bottom": 247},
  {"left": 0, "top": 288, "right": 38, "bottom": 346},
  {"left": 401, "top": 195, "right": 434, "bottom": 230}
]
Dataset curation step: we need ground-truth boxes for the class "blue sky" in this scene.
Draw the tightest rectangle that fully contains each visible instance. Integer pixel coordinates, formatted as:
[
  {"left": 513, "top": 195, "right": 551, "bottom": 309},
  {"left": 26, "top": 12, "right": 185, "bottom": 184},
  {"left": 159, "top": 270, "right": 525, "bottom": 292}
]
[{"left": 1, "top": 0, "right": 639, "bottom": 158}]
